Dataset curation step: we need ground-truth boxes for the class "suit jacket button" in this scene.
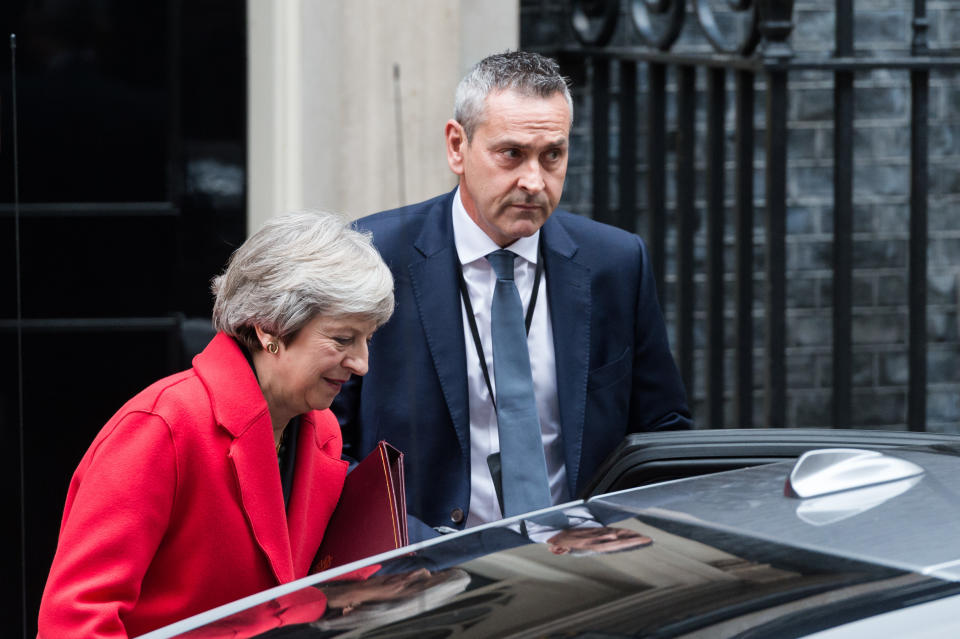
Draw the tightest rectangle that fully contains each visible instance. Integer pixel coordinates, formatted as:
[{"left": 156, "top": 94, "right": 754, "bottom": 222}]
[{"left": 450, "top": 508, "right": 464, "bottom": 524}]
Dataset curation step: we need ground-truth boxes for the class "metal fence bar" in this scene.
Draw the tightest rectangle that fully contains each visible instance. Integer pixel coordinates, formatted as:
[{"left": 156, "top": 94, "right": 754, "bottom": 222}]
[
  {"left": 909, "top": 0, "right": 929, "bottom": 432},
  {"left": 551, "top": 46, "right": 960, "bottom": 72},
  {"left": 592, "top": 57, "right": 611, "bottom": 226},
  {"left": 676, "top": 65, "right": 697, "bottom": 397},
  {"left": 734, "top": 69, "right": 755, "bottom": 428},
  {"left": 706, "top": 67, "right": 726, "bottom": 428},
  {"left": 618, "top": 61, "right": 638, "bottom": 232},
  {"left": 908, "top": 81, "right": 929, "bottom": 432},
  {"left": 647, "top": 62, "right": 668, "bottom": 295},
  {"left": 833, "top": 0, "right": 855, "bottom": 428},
  {"left": 764, "top": 68, "right": 788, "bottom": 428}
]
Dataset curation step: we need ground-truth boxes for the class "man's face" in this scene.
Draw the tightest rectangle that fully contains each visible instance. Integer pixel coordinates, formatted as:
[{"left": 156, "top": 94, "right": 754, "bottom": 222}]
[{"left": 446, "top": 90, "right": 570, "bottom": 248}]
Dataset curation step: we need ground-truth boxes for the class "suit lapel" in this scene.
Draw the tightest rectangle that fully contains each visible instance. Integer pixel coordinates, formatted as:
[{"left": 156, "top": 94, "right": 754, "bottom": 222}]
[
  {"left": 227, "top": 414, "right": 294, "bottom": 583},
  {"left": 408, "top": 195, "right": 470, "bottom": 461},
  {"left": 542, "top": 216, "right": 591, "bottom": 496}
]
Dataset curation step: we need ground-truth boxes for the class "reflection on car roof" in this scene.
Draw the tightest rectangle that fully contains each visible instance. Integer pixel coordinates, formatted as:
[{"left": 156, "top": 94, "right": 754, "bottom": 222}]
[{"left": 143, "top": 445, "right": 960, "bottom": 638}]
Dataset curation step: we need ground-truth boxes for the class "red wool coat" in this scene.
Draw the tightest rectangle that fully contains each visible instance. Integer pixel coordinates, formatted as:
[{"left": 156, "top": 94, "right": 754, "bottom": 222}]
[{"left": 38, "top": 333, "right": 348, "bottom": 638}]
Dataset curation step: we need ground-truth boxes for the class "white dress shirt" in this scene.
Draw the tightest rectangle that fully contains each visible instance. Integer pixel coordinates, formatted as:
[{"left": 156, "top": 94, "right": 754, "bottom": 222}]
[{"left": 451, "top": 188, "right": 568, "bottom": 527}]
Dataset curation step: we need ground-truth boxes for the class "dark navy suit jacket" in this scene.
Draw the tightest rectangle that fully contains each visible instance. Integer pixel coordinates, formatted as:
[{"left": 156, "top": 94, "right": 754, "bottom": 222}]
[{"left": 333, "top": 189, "right": 691, "bottom": 530}]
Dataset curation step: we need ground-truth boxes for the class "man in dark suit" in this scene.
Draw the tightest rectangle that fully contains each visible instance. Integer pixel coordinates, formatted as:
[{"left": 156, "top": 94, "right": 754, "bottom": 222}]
[{"left": 333, "top": 51, "right": 690, "bottom": 537}]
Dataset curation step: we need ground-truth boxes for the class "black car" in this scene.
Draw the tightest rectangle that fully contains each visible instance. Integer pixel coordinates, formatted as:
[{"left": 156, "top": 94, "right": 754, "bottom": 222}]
[{"left": 140, "top": 429, "right": 960, "bottom": 638}]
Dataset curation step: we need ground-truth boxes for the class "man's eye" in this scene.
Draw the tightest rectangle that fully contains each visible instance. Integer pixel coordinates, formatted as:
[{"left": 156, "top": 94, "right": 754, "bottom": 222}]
[{"left": 502, "top": 148, "right": 521, "bottom": 159}]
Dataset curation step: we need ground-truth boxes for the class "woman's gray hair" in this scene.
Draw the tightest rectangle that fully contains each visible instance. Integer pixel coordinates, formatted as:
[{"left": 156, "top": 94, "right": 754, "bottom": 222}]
[
  {"left": 211, "top": 210, "right": 394, "bottom": 351},
  {"left": 454, "top": 50, "right": 573, "bottom": 140}
]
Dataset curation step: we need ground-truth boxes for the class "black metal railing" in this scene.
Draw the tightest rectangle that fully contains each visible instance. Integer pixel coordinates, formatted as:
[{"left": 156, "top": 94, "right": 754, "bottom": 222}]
[{"left": 528, "top": 0, "right": 960, "bottom": 431}]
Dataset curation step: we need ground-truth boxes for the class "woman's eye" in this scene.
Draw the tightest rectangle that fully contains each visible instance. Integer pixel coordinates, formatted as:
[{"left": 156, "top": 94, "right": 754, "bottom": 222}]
[{"left": 333, "top": 336, "right": 353, "bottom": 346}]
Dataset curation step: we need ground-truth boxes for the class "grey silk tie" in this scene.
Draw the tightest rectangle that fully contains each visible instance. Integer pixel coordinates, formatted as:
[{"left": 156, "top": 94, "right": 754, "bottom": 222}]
[{"left": 487, "top": 249, "right": 554, "bottom": 518}]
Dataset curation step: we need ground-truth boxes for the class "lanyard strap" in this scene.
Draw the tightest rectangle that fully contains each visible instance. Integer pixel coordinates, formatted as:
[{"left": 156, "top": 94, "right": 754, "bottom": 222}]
[{"left": 456, "top": 243, "right": 544, "bottom": 411}]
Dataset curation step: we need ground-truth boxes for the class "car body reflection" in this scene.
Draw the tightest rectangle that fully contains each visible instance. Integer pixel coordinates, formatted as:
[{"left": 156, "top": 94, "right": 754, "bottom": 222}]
[{"left": 142, "top": 443, "right": 960, "bottom": 638}]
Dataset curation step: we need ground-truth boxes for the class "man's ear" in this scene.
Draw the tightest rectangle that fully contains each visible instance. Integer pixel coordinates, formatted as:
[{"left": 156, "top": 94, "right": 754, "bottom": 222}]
[{"left": 445, "top": 119, "right": 467, "bottom": 176}]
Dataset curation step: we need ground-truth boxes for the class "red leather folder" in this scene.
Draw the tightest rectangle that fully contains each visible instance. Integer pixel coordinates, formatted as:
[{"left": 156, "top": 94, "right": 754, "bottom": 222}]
[{"left": 313, "top": 441, "right": 408, "bottom": 572}]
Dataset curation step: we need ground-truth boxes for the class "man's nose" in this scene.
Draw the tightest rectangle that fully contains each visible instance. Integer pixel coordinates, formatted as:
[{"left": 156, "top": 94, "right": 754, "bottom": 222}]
[{"left": 517, "top": 159, "right": 546, "bottom": 193}]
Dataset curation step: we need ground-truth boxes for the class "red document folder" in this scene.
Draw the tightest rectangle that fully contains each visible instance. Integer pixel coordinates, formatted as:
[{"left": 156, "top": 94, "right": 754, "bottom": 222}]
[{"left": 313, "top": 441, "right": 408, "bottom": 571}]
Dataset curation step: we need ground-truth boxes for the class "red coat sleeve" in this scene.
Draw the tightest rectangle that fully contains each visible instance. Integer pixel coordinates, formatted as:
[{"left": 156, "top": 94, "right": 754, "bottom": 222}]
[{"left": 38, "top": 411, "right": 178, "bottom": 639}]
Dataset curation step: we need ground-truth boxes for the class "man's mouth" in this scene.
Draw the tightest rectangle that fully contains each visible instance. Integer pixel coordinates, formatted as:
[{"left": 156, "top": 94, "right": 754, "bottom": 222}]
[{"left": 509, "top": 202, "right": 543, "bottom": 212}]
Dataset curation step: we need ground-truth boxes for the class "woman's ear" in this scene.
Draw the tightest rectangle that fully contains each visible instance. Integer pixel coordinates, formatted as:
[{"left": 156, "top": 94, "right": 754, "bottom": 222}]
[{"left": 253, "top": 326, "right": 279, "bottom": 352}]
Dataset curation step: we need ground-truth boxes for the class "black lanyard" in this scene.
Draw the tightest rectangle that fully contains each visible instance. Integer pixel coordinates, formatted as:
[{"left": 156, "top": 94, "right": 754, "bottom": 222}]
[{"left": 456, "top": 242, "right": 544, "bottom": 411}]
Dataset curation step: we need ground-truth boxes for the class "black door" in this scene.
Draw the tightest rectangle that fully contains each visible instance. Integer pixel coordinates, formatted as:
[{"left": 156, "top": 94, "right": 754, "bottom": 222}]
[{"left": 0, "top": 2, "right": 246, "bottom": 636}]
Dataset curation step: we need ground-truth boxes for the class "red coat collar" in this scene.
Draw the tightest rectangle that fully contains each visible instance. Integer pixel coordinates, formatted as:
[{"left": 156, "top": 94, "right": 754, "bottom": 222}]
[{"left": 193, "top": 332, "right": 271, "bottom": 438}]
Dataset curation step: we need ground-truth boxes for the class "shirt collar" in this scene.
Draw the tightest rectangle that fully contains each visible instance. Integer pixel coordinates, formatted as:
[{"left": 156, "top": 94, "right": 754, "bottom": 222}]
[{"left": 451, "top": 186, "right": 540, "bottom": 266}]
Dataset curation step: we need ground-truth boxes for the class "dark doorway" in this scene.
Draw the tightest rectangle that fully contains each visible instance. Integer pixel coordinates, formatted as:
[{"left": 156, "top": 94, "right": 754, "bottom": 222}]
[{"left": 0, "top": 2, "right": 246, "bottom": 636}]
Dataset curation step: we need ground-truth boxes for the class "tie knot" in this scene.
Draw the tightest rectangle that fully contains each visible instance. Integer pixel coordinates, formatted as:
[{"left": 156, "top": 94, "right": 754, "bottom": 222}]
[{"left": 487, "top": 250, "right": 516, "bottom": 281}]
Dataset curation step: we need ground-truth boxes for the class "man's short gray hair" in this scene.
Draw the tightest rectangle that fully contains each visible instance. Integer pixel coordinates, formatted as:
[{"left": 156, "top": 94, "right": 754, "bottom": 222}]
[
  {"left": 454, "top": 50, "right": 573, "bottom": 140},
  {"left": 211, "top": 210, "right": 394, "bottom": 351}
]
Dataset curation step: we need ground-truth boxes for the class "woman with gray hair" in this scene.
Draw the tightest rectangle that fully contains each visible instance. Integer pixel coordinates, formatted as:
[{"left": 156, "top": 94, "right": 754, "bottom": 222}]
[{"left": 38, "top": 211, "right": 394, "bottom": 639}]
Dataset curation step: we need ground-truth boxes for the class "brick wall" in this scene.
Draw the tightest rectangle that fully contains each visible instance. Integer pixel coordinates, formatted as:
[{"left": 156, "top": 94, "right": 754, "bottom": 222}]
[{"left": 521, "top": 0, "right": 960, "bottom": 431}]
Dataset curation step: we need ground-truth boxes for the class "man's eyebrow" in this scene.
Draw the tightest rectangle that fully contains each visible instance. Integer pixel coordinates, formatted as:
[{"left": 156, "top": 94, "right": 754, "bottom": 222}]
[{"left": 490, "top": 137, "right": 569, "bottom": 149}]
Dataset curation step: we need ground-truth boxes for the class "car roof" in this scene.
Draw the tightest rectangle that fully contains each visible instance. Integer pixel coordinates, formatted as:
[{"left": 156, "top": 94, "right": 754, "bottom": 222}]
[
  {"left": 591, "top": 445, "right": 960, "bottom": 581},
  {"left": 143, "top": 443, "right": 960, "bottom": 638}
]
